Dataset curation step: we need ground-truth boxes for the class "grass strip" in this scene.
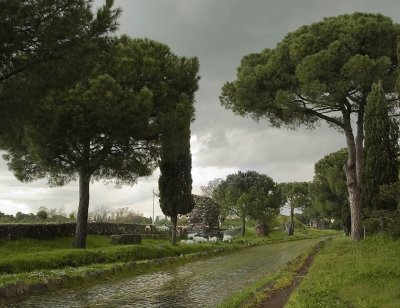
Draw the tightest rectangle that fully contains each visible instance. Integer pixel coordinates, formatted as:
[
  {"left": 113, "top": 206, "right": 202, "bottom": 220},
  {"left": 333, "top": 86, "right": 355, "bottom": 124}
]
[
  {"left": 286, "top": 234, "right": 400, "bottom": 308},
  {"left": 217, "top": 239, "right": 328, "bottom": 308},
  {"left": 0, "top": 240, "right": 237, "bottom": 275},
  {"left": 0, "top": 229, "right": 339, "bottom": 275},
  {"left": 0, "top": 246, "right": 240, "bottom": 300}
]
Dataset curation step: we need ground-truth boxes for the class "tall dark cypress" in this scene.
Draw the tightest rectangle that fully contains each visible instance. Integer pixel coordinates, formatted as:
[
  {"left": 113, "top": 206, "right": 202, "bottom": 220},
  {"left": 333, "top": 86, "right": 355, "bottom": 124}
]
[
  {"left": 364, "top": 82, "right": 399, "bottom": 211},
  {"left": 159, "top": 95, "right": 195, "bottom": 244}
]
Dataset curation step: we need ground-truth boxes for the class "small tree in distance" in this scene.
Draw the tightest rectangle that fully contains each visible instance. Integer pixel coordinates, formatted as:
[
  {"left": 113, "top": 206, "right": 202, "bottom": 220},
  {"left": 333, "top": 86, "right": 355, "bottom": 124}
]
[
  {"left": 310, "top": 149, "right": 350, "bottom": 233},
  {"left": 213, "top": 171, "right": 282, "bottom": 236},
  {"left": 36, "top": 208, "right": 48, "bottom": 221},
  {"left": 280, "top": 182, "right": 311, "bottom": 236}
]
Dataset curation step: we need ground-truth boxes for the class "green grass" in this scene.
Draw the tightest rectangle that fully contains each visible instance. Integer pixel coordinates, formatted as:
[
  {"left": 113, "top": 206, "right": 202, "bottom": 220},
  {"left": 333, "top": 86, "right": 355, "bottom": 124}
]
[
  {"left": 0, "top": 235, "right": 112, "bottom": 256},
  {"left": 217, "top": 239, "right": 328, "bottom": 308},
  {"left": 0, "top": 226, "right": 340, "bottom": 295},
  {"left": 0, "top": 227, "right": 339, "bottom": 275},
  {"left": 217, "top": 260, "right": 299, "bottom": 308},
  {"left": 0, "top": 237, "right": 227, "bottom": 274},
  {"left": 286, "top": 234, "right": 400, "bottom": 308}
]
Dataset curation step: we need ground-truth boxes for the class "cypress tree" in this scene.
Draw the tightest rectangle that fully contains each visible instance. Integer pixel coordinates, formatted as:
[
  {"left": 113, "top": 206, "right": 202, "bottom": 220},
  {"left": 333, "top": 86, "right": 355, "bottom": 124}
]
[
  {"left": 159, "top": 94, "right": 196, "bottom": 245},
  {"left": 364, "top": 82, "right": 399, "bottom": 211}
]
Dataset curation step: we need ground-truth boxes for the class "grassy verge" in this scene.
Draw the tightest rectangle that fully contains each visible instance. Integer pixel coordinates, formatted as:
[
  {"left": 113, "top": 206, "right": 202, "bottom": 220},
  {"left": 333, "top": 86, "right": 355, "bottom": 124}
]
[
  {"left": 0, "top": 227, "right": 340, "bottom": 299},
  {"left": 217, "top": 239, "right": 327, "bottom": 308},
  {"left": 0, "top": 228, "right": 339, "bottom": 275},
  {"left": 286, "top": 234, "right": 400, "bottom": 307},
  {"left": 0, "top": 246, "right": 239, "bottom": 290},
  {"left": 0, "top": 238, "right": 228, "bottom": 274}
]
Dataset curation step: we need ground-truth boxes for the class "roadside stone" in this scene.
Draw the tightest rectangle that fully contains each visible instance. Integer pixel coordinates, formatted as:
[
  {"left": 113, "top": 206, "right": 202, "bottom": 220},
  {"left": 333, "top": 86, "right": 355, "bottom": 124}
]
[
  {"left": 1, "top": 281, "right": 30, "bottom": 297},
  {"left": 188, "top": 195, "right": 221, "bottom": 236},
  {"left": 0, "top": 285, "right": 14, "bottom": 298},
  {"left": 111, "top": 264, "right": 123, "bottom": 273},
  {"left": 43, "top": 278, "right": 63, "bottom": 288},
  {"left": 29, "top": 283, "right": 48, "bottom": 294},
  {"left": 81, "top": 271, "right": 92, "bottom": 279},
  {"left": 93, "top": 270, "right": 104, "bottom": 278},
  {"left": 103, "top": 268, "right": 113, "bottom": 276},
  {"left": 15, "top": 281, "right": 29, "bottom": 296}
]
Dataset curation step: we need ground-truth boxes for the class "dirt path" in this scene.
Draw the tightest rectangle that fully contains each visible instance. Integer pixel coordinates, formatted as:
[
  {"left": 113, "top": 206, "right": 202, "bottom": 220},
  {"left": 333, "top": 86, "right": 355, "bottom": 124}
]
[{"left": 258, "top": 240, "right": 326, "bottom": 308}]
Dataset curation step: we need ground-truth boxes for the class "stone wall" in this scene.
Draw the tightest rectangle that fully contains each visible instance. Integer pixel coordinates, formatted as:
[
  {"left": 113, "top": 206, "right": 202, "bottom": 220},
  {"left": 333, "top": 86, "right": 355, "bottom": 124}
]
[{"left": 0, "top": 222, "right": 153, "bottom": 240}]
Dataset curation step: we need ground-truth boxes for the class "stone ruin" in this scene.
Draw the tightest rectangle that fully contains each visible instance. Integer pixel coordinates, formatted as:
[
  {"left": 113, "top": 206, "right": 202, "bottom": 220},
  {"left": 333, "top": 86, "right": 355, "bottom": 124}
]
[{"left": 187, "top": 195, "right": 221, "bottom": 236}]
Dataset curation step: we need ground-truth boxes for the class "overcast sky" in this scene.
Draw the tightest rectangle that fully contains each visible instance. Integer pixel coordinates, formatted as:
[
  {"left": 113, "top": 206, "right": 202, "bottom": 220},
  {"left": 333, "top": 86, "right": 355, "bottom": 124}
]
[{"left": 1, "top": 0, "right": 399, "bottom": 218}]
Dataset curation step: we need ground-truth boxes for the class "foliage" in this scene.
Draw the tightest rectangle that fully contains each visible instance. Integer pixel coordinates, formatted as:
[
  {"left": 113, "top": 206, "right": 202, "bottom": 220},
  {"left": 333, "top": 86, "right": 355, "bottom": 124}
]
[
  {"left": 0, "top": 206, "right": 152, "bottom": 224},
  {"left": 0, "top": 0, "right": 120, "bottom": 83},
  {"left": 36, "top": 209, "right": 48, "bottom": 221},
  {"left": 379, "top": 181, "right": 400, "bottom": 205},
  {"left": 220, "top": 12, "right": 399, "bottom": 240},
  {"left": 220, "top": 13, "right": 398, "bottom": 126},
  {"left": 3, "top": 38, "right": 160, "bottom": 186},
  {"left": 158, "top": 59, "right": 199, "bottom": 244},
  {"left": 1, "top": 36, "right": 199, "bottom": 248},
  {"left": 286, "top": 235, "right": 400, "bottom": 307},
  {"left": 213, "top": 171, "right": 282, "bottom": 236},
  {"left": 200, "top": 178, "right": 224, "bottom": 198},
  {"left": 363, "top": 209, "right": 400, "bottom": 238},
  {"left": 154, "top": 216, "right": 170, "bottom": 226},
  {"left": 310, "top": 149, "right": 350, "bottom": 232},
  {"left": 280, "top": 182, "right": 311, "bottom": 235},
  {"left": 281, "top": 182, "right": 311, "bottom": 211},
  {"left": 88, "top": 206, "right": 151, "bottom": 224},
  {"left": 0, "top": 208, "right": 72, "bottom": 224},
  {"left": 364, "top": 82, "right": 399, "bottom": 211}
]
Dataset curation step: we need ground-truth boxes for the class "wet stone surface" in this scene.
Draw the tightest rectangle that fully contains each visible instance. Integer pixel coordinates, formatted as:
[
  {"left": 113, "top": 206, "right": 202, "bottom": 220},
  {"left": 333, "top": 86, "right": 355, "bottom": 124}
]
[{"left": 3, "top": 238, "right": 319, "bottom": 307}]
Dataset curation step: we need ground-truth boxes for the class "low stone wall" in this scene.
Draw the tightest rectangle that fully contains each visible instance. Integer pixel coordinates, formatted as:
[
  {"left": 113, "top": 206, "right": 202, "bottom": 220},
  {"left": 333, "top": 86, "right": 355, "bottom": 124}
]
[
  {"left": 0, "top": 222, "right": 153, "bottom": 240},
  {"left": 88, "top": 222, "right": 145, "bottom": 236}
]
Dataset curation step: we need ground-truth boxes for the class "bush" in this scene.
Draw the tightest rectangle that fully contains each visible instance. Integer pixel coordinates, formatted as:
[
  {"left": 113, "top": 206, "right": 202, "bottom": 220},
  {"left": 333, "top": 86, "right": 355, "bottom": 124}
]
[
  {"left": 111, "top": 234, "right": 142, "bottom": 245},
  {"left": 255, "top": 223, "right": 269, "bottom": 236},
  {"left": 364, "top": 210, "right": 400, "bottom": 239}
]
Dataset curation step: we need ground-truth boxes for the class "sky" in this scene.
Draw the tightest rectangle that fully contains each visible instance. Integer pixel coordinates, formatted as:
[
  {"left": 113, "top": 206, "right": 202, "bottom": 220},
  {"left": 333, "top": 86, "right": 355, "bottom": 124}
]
[{"left": 1, "top": 0, "right": 399, "bottom": 218}]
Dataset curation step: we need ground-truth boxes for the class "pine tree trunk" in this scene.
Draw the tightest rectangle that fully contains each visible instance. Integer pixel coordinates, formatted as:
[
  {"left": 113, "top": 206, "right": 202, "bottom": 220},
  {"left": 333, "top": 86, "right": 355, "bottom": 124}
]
[
  {"left": 74, "top": 169, "right": 91, "bottom": 248},
  {"left": 171, "top": 214, "right": 177, "bottom": 245},
  {"left": 288, "top": 205, "right": 294, "bottom": 236},
  {"left": 344, "top": 123, "right": 363, "bottom": 241}
]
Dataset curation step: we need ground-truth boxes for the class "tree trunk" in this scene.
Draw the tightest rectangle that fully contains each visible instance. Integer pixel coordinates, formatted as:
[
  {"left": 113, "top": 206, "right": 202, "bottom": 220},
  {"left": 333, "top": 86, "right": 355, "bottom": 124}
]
[
  {"left": 344, "top": 120, "right": 363, "bottom": 241},
  {"left": 241, "top": 213, "right": 246, "bottom": 236},
  {"left": 288, "top": 204, "right": 294, "bottom": 236},
  {"left": 171, "top": 214, "right": 177, "bottom": 245},
  {"left": 73, "top": 169, "right": 91, "bottom": 248}
]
